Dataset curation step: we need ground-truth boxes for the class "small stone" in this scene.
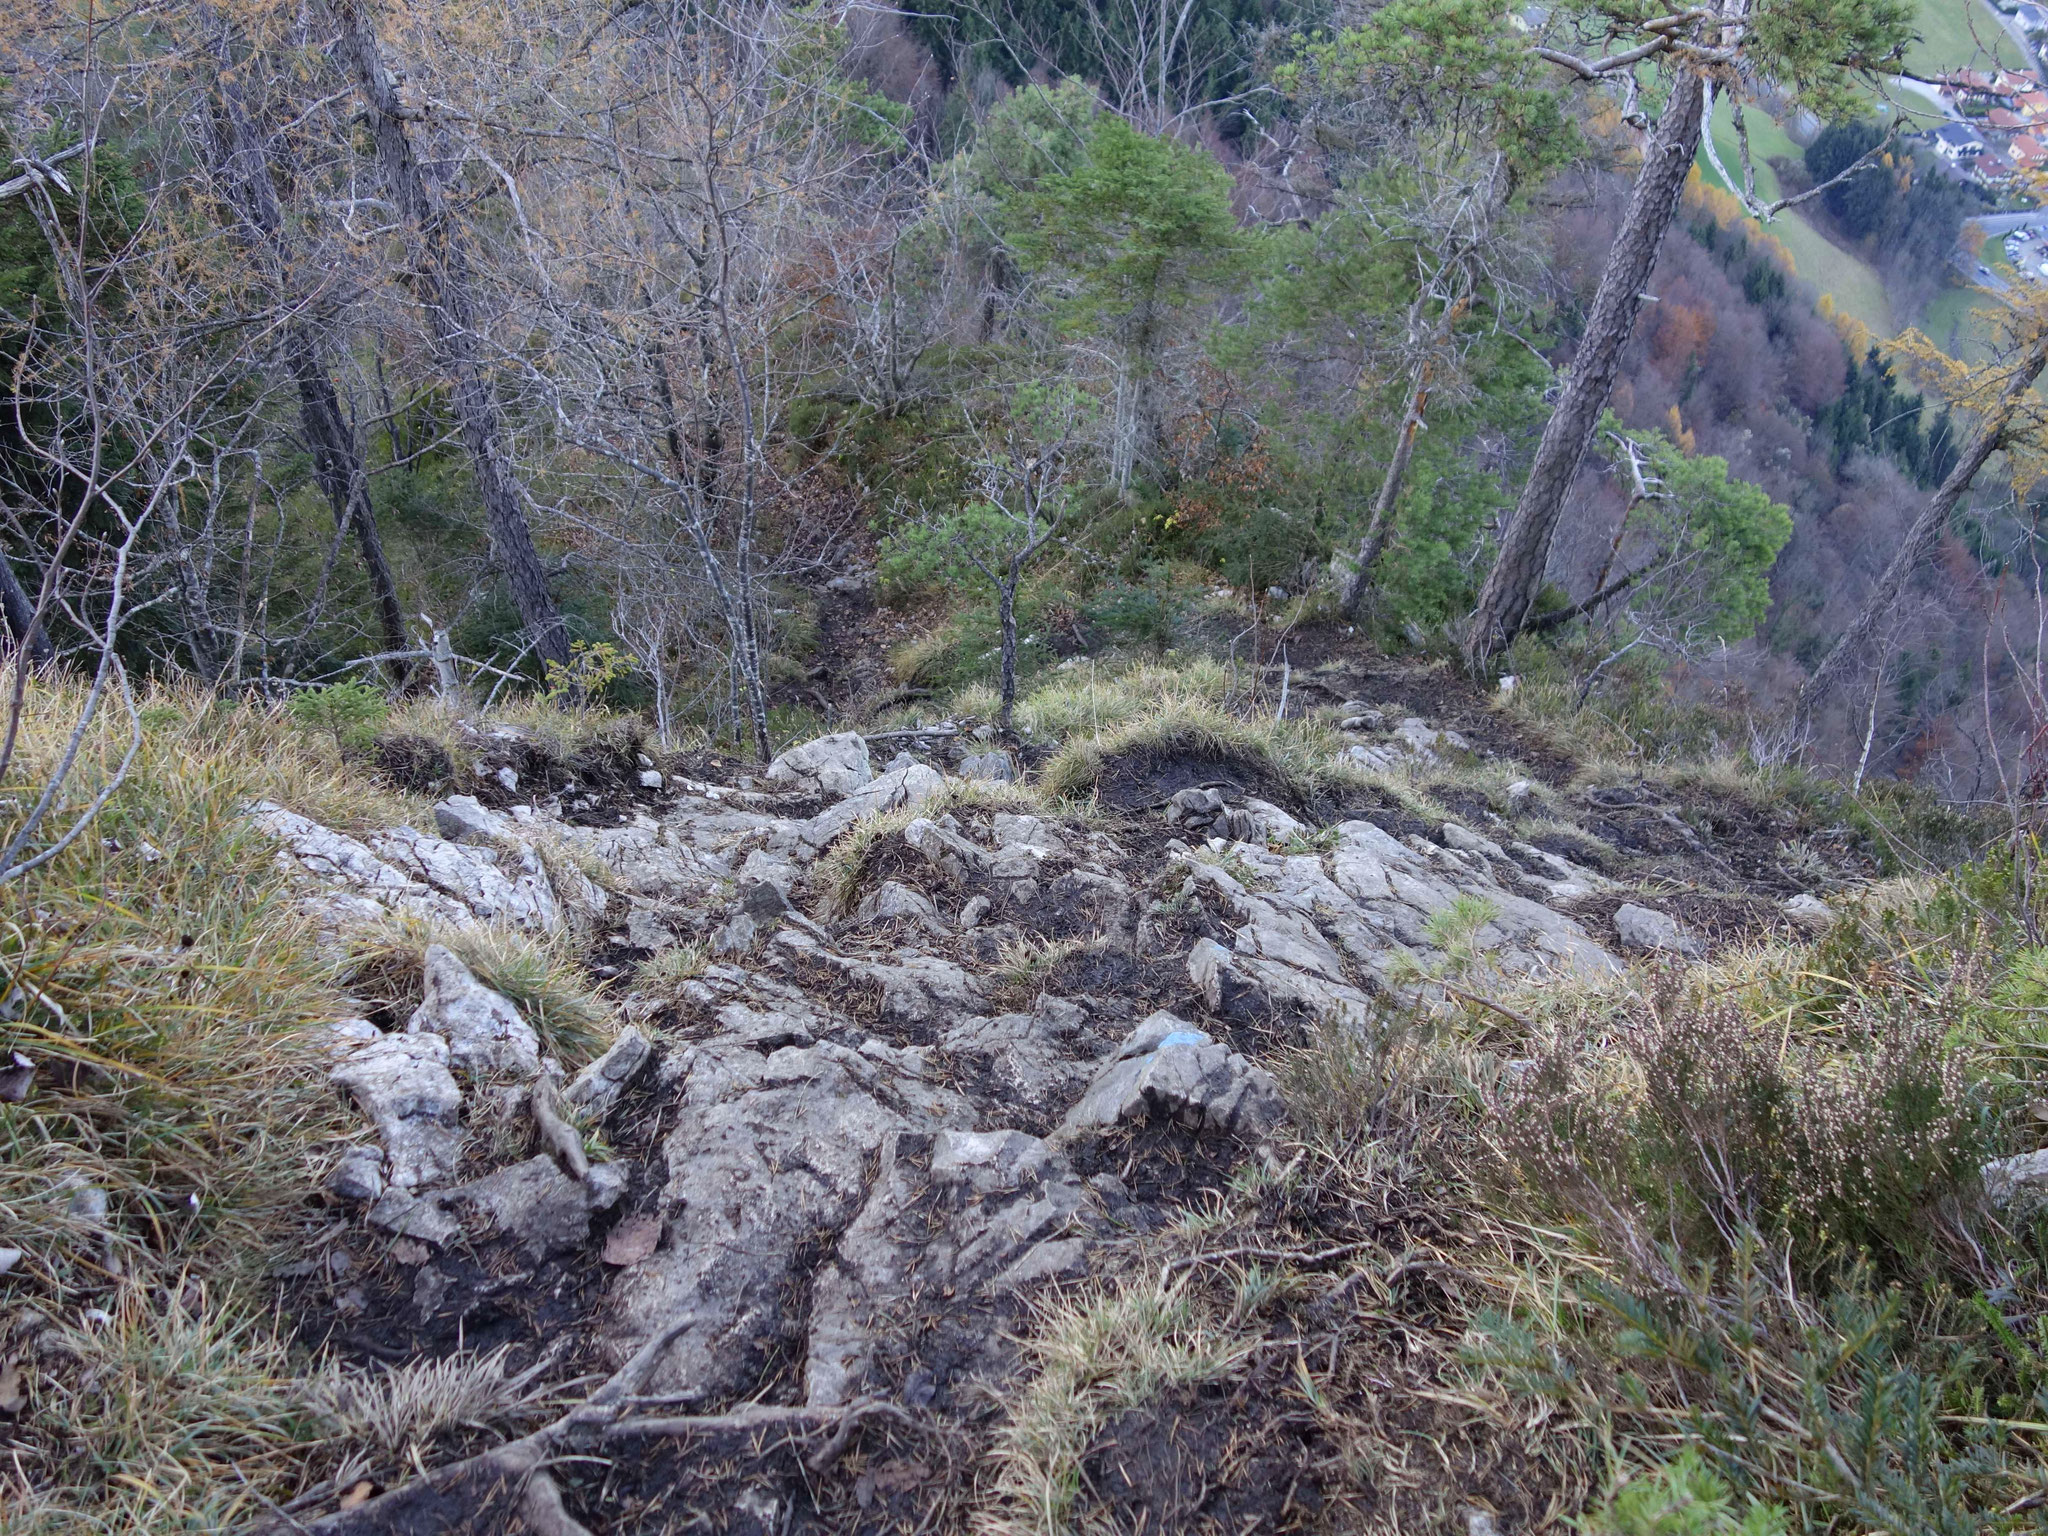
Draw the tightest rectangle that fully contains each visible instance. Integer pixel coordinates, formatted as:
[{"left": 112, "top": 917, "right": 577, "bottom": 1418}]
[
  {"left": 563, "top": 1027, "right": 653, "bottom": 1117},
  {"left": 959, "top": 750, "right": 1016, "bottom": 782},
  {"left": 446, "top": 1155, "right": 607, "bottom": 1260},
  {"left": 637, "top": 769, "right": 665, "bottom": 790},
  {"left": 603, "top": 1213, "right": 662, "bottom": 1267},
  {"left": 0, "top": 1248, "right": 19, "bottom": 1275},
  {"left": 903, "top": 816, "right": 989, "bottom": 874},
  {"left": 636, "top": 753, "right": 655, "bottom": 769},
  {"left": 625, "top": 906, "right": 678, "bottom": 952},
  {"left": 959, "top": 895, "right": 991, "bottom": 931},
  {"left": 1613, "top": 903, "right": 1703, "bottom": 959},
  {"left": 0, "top": 1052, "right": 34, "bottom": 1103},
  {"left": 368, "top": 1188, "right": 460, "bottom": 1248},
  {"left": 856, "top": 880, "right": 941, "bottom": 929},
  {"left": 712, "top": 910, "right": 760, "bottom": 955},
  {"left": 323, "top": 1018, "right": 382, "bottom": 1059},
  {"left": 1164, "top": 786, "right": 1227, "bottom": 829},
  {"left": 1783, "top": 893, "right": 1832, "bottom": 934},
  {"left": 65, "top": 1185, "right": 108, "bottom": 1224},
  {"left": 432, "top": 795, "right": 509, "bottom": 843},
  {"left": 1061, "top": 1011, "right": 1283, "bottom": 1140},
  {"left": 1441, "top": 822, "right": 1505, "bottom": 859},
  {"left": 1506, "top": 779, "right": 1533, "bottom": 815},
  {"left": 327, "top": 1147, "right": 386, "bottom": 1203},
  {"left": 1497, "top": 675, "right": 1518, "bottom": 695},
  {"left": 494, "top": 765, "right": 519, "bottom": 793},
  {"left": 741, "top": 880, "right": 788, "bottom": 920}
]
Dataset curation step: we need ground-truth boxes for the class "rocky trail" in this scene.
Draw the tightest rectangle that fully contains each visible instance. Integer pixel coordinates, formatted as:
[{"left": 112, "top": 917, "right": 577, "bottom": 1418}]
[{"left": 257, "top": 688, "right": 1862, "bottom": 1535}]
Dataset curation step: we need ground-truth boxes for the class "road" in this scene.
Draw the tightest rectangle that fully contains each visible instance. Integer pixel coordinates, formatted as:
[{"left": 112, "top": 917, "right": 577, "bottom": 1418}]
[{"left": 1956, "top": 212, "right": 2048, "bottom": 290}]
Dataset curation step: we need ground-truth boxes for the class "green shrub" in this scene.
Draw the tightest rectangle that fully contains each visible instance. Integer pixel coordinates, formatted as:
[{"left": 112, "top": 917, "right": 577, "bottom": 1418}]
[
  {"left": 1587, "top": 1450, "right": 1787, "bottom": 1536},
  {"left": 285, "top": 679, "right": 388, "bottom": 751}
]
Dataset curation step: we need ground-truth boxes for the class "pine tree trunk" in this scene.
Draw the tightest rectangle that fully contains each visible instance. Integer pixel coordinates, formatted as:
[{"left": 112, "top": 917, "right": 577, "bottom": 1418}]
[
  {"left": 206, "top": 27, "right": 410, "bottom": 671},
  {"left": 1464, "top": 69, "right": 1706, "bottom": 668},
  {"left": 997, "top": 577, "right": 1019, "bottom": 730},
  {"left": 0, "top": 548, "right": 52, "bottom": 665},
  {"left": 1341, "top": 364, "right": 1430, "bottom": 619},
  {"left": 1797, "top": 334, "right": 2048, "bottom": 719},
  {"left": 330, "top": 0, "right": 570, "bottom": 670}
]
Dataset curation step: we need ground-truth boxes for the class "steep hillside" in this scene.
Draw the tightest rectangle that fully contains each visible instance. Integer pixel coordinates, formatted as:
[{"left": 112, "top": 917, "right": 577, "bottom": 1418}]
[{"left": 7, "top": 653, "right": 2040, "bottom": 1533}]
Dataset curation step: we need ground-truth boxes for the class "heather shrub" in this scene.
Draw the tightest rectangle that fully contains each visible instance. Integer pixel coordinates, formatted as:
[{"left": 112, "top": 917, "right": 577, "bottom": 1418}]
[{"left": 1499, "top": 985, "right": 1983, "bottom": 1273}]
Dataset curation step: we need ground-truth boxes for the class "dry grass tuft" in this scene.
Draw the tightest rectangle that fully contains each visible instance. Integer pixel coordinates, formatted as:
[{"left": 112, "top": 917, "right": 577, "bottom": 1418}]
[
  {"left": 811, "top": 777, "right": 1047, "bottom": 918},
  {"left": 976, "top": 1282, "right": 1244, "bottom": 1536},
  {"left": 300, "top": 1344, "right": 555, "bottom": 1462},
  {"left": 341, "top": 915, "right": 612, "bottom": 1067},
  {"left": 0, "top": 677, "right": 366, "bottom": 1527}
]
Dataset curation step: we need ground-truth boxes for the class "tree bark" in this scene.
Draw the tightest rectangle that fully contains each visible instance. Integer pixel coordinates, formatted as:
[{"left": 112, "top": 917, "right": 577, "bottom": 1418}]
[
  {"left": 329, "top": 0, "right": 570, "bottom": 669},
  {"left": 1341, "top": 363, "right": 1430, "bottom": 619},
  {"left": 997, "top": 575, "right": 1019, "bottom": 730},
  {"left": 205, "top": 29, "right": 411, "bottom": 672},
  {"left": 1796, "top": 335, "right": 2048, "bottom": 719},
  {"left": 1464, "top": 68, "right": 1706, "bottom": 669},
  {"left": 0, "top": 549, "right": 53, "bottom": 665}
]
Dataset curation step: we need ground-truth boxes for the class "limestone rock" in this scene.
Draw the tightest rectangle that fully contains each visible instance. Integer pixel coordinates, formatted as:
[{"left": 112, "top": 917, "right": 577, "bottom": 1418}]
[
  {"left": 444, "top": 1155, "right": 626, "bottom": 1260},
  {"left": 902, "top": 816, "right": 990, "bottom": 876},
  {"left": 625, "top": 905, "right": 678, "bottom": 952},
  {"left": 940, "top": 1005, "right": 1094, "bottom": 1116},
  {"left": 992, "top": 814, "right": 1062, "bottom": 854},
  {"left": 605, "top": 1037, "right": 976, "bottom": 1399},
  {"left": 407, "top": 944, "right": 543, "bottom": 1079},
  {"left": 779, "top": 932, "right": 983, "bottom": 1025},
  {"left": 1188, "top": 935, "right": 1372, "bottom": 1031},
  {"left": 252, "top": 801, "right": 474, "bottom": 930},
  {"left": 711, "top": 911, "right": 761, "bottom": 955},
  {"left": 368, "top": 824, "right": 562, "bottom": 933},
  {"left": 563, "top": 1026, "right": 652, "bottom": 1118},
  {"left": 1783, "top": 893, "right": 1833, "bottom": 934},
  {"left": 327, "top": 1146, "right": 386, "bottom": 1203},
  {"left": 806, "top": 1126, "right": 1090, "bottom": 1408},
  {"left": 1984, "top": 1149, "right": 2048, "bottom": 1214},
  {"left": 322, "top": 1017, "right": 382, "bottom": 1059},
  {"left": 797, "top": 763, "right": 946, "bottom": 851},
  {"left": 855, "top": 880, "right": 944, "bottom": 933},
  {"left": 1244, "top": 798, "right": 1308, "bottom": 842},
  {"left": 368, "top": 1187, "right": 461, "bottom": 1247},
  {"left": 433, "top": 795, "right": 511, "bottom": 843},
  {"left": 1060, "top": 1012, "right": 1282, "bottom": 1141},
  {"left": 959, "top": 750, "right": 1016, "bottom": 782},
  {"left": 329, "top": 1033, "right": 463, "bottom": 1192},
  {"left": 1614, "top": 903, "right": 1703, "bottom": 958},
  {"left": 765, "top": 732, "right": 873, "bottom": 798},
  {"left": 365, "top": 1155, "right": 628, "bottom": 1258}
]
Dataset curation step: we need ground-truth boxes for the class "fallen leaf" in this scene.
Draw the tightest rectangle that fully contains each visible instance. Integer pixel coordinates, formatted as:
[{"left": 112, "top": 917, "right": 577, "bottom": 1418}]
[
  {"left": 601, "top": 1214, "right": 661, "bottom": 1267},
  {"left": 338, "top": 1480, "right": 376, "bottom": 1510},
  {"left": 0, "top": 1358, "right": 23, "bottom": 1416}
]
